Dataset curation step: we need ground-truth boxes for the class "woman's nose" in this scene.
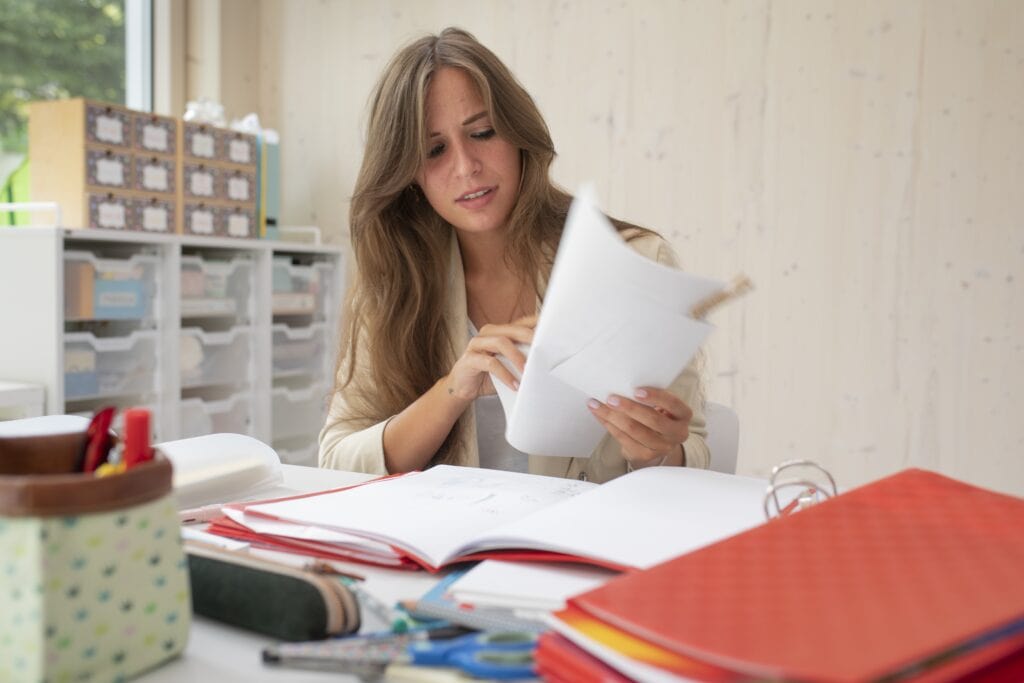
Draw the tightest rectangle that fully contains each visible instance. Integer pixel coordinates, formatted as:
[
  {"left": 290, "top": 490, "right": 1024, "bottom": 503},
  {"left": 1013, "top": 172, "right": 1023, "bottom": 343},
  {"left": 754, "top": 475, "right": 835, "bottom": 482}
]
[{"left": 451, "top": 140, "right": 481, "bottom": 178}]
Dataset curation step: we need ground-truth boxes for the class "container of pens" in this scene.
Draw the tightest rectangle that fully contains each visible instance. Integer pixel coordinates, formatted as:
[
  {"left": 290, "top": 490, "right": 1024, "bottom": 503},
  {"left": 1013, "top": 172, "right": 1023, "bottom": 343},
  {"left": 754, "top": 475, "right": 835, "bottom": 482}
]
[{"left": 0, "top": 413, "right": 191, "bottom": 683}]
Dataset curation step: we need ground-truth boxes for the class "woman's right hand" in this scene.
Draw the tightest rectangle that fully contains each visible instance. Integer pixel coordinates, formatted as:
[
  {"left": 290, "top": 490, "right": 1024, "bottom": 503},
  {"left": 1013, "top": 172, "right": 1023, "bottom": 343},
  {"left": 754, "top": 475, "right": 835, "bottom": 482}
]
[{"left": 445, "top": 315, "right": 537, "bottom": 401}]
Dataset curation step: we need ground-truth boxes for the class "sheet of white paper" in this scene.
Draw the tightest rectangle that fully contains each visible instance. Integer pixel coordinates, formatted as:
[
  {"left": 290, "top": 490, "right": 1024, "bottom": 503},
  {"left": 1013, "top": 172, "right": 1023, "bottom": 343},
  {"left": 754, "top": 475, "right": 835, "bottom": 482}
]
[
  {"left": 222, "top": 507, "right": 397, "bottom": 554},
  {"left": 245, "top": 465, "right": 595, "bottom": 568},
  {"left": 451, "top": 560, "right": 616, "bottom": 612},
  {"left": 494, "top": 185, "right": 721, "bottom": 457},
  {"left": 464, "top": 466, "right": 768, "bottom": 570}
]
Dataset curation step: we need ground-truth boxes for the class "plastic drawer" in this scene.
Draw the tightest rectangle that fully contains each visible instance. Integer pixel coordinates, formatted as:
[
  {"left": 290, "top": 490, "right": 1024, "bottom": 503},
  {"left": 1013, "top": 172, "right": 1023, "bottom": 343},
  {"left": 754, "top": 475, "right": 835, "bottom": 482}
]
[
  {"left": 64, "top": 250, "right": 159, "bottom": 321},
  {"left": 179, "top": 392, "right": 252, "bottom": 439},
  {"left": 271, "top": 383, "right": 329, "bottom": 442},
  {"left": 274, "top": 441, "right": 318, "bottom": 467},
  {"left": 271, "top": 258, "right": 320, "bottom": 315},
  {"left": 313, "top": 261, "right": 340, "bottom": 316},
  {"left": 63, "top": 331, "right": 158, "bottom": 400},
  {"left": 272, "top": 323, "right": 327, "bottom": 378},
  {"left": 180, "top": 255, "right": 253, "bottom": 318},
  {"left": 180, "top": 326, "right": 253, "bottom": 389}
]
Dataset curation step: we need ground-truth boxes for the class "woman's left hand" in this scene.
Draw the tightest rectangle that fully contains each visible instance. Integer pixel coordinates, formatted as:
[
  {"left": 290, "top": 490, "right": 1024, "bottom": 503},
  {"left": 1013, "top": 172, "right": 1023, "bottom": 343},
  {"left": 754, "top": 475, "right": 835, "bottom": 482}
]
[{"left": 587, "top": 387, "right": 691, "bottom": 467}]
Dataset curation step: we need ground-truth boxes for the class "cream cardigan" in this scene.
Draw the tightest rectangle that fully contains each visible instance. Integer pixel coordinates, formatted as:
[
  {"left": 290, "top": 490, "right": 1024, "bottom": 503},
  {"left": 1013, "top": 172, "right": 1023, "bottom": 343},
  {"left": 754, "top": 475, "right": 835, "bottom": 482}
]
[{"left": 319, "top": 230, "right": 709, "bottom": 483}]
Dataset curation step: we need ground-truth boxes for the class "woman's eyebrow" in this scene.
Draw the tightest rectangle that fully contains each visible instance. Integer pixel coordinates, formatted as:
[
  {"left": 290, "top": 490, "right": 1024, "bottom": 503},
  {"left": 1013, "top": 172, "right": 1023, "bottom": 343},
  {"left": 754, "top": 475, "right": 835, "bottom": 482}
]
[{"left": 427, "top": 111, "right": 489, "bottom": 138}]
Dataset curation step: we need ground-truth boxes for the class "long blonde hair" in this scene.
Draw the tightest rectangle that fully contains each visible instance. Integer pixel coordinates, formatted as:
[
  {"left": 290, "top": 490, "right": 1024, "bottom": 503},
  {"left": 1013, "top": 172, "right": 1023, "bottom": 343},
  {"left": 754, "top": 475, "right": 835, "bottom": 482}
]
[{"left": 337, "top": 27, "right": 639, "bottom": 465}]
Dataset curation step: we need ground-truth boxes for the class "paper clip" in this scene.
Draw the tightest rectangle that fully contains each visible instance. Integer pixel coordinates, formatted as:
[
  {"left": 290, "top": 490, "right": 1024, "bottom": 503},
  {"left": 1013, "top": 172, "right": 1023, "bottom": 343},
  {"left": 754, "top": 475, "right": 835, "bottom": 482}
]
[{"left": 763, "top": 459, "right": 837, "bottom": 520}]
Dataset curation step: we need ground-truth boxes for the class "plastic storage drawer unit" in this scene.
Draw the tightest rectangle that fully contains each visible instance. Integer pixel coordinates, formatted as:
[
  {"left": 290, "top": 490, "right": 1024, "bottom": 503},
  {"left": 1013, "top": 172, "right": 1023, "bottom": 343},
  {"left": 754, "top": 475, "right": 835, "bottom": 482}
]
[{"left": 63, "top": 330, "right": 158, "bottom": 400}]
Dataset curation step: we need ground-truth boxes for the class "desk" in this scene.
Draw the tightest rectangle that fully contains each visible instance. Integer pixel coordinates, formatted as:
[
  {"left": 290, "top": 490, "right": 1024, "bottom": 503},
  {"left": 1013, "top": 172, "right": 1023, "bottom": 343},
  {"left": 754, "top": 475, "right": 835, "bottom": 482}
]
[{"left": 145, "top": 465, "right": 441, "bottom": 682}]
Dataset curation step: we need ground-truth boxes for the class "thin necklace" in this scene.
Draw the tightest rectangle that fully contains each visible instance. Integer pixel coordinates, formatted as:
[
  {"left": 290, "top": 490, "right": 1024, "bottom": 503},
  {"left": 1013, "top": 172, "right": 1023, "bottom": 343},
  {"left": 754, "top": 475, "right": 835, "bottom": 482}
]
[{"left": 470, "top": 280, "right": 531, "bottom": 327}]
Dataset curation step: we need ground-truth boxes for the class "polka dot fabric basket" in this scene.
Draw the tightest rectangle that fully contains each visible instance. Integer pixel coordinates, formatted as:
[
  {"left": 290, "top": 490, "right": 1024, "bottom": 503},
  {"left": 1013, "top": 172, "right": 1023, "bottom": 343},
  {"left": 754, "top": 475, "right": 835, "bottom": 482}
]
[{"left": 0, "top": 431, "right": 190, "bottom": 682}]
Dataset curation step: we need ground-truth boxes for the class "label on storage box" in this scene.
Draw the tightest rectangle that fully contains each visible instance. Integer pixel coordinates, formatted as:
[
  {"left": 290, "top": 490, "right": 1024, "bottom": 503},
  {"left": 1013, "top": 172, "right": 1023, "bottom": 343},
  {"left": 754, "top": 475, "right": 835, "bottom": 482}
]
[
  {"left": 96, "top": 290, "right": 139, "bottom": 309},
  {"left": 227, "top": 213, "right": 250, "bottom": 237},
  {"left": 142, "top": 164, "right": 169, "bottom": 192},
  {"left": 142, "top": 124, "right": 169, "bottom": 152},
  {"left": 190, "top": 209, "right": 215, "bottom": 235},
  {"left": 97, "top": 202, "right": 126, "bottom": 229},
  {"left": 190, "top": 171, "right": 214, "bottom": 197},
  {"left": 229, "top": 139, "right": 251, "bottom": 164},
  {"left": 142, "top": 206, "right": 169, "bottom": 232},
  {"left": 96, "top": 158, "right": 125, "bottom": 186},
  {"left": 227, "top": 177, "right": 249, "bottom": 201},
  {"left": 191, "top": 132, "right": 215, "bottom": 158},
  {"left": 95, "top": 115, "right": 124, "bottom": 144}
]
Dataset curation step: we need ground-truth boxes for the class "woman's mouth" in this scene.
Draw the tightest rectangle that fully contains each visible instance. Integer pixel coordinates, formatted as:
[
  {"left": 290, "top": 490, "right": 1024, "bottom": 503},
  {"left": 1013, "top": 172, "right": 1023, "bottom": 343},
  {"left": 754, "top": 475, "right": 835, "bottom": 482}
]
[{"left": 458, "top": 187, "right": 492, "bottom": 202}]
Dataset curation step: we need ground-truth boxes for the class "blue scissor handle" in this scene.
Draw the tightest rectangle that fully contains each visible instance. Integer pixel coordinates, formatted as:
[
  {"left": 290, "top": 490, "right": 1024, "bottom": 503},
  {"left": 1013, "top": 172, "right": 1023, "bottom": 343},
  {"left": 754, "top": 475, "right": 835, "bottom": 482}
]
[
  {"left": 448, "top": 647, "right": 535, "bottom": 680},
  {"left": 408, "top": 631, "right": 537, "bottom": 679}
]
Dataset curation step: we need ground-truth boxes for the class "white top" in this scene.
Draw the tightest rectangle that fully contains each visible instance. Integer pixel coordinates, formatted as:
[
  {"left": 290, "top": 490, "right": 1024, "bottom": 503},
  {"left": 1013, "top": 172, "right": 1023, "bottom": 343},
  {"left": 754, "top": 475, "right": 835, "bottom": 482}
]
[{"left": 469, "top": 321, "right": 530, "bottom": 472}]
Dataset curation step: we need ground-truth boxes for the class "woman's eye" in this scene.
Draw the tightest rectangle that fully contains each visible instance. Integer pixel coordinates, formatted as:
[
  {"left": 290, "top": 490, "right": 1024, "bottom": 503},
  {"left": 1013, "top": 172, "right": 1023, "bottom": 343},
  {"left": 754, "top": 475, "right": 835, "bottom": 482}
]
[
  {"left": 472, "top": 128, "right": 496, "bottom": 140},
  {"left": 427, "top": 143, "right": 445, "bottom": 158}
]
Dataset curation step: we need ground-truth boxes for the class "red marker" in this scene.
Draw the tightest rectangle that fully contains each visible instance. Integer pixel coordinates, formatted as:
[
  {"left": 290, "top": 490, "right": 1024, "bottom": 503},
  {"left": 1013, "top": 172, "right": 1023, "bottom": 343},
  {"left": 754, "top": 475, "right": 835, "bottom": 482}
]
[
  {"left": 80, "top": 406, "right": 116, "bottom": 473},
  {"left": 122, "top": 408, "right": 153, "bottom": 469}
]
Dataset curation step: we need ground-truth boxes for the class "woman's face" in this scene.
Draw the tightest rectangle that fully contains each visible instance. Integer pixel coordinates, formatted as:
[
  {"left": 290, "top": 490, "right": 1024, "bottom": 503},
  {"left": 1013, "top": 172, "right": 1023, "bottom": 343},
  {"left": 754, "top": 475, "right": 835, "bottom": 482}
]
[{"left": 414, "top": 67, "right": 522, "bottom": 237}]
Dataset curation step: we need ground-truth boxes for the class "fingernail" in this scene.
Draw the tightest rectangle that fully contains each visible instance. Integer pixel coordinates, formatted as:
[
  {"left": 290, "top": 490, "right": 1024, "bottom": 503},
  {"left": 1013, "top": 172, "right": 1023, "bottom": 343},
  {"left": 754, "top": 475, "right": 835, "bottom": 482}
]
[
  {"left": 587, "top": 399, "right": 601, "bottom": 410},
  {"left": 634, "top": 388, "right": 648, "bottom": 399},
  {"left": 607, "top": 395, "right": 621, "bottom": 407},
  {"left": 513, "top": 380, "right": 520, "bottom": 390}
]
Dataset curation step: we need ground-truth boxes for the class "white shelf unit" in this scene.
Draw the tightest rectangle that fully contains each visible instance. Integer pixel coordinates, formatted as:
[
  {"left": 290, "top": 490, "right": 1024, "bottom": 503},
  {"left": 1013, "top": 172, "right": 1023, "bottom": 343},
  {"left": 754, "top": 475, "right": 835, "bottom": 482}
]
[{"left": 0, "top": 227, "right": 344, "bottom": 464}]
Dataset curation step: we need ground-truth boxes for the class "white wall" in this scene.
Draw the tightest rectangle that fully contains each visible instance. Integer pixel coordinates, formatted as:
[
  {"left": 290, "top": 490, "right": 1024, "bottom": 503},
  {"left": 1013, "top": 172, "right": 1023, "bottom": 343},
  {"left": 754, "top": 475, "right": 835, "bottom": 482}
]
[{"left": 250, "top": 0, "right": 1024, "bottom": 494}]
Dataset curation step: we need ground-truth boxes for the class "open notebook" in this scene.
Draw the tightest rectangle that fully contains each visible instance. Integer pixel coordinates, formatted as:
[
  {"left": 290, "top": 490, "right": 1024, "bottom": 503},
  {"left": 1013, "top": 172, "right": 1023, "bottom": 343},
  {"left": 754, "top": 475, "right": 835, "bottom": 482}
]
[
  {"left": 156, "top": 433, "right": 286, "bottom": 509},
  {"left": 206, "top": 464, "right": 769, "bottom": 572}
]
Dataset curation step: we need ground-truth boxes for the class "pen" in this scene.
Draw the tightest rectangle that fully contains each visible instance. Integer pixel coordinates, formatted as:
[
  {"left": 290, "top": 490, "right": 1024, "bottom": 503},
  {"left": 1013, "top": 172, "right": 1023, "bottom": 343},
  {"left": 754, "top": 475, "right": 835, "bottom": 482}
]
[{"left": 261, "top": 625, "right": 475, "bottom": 672}]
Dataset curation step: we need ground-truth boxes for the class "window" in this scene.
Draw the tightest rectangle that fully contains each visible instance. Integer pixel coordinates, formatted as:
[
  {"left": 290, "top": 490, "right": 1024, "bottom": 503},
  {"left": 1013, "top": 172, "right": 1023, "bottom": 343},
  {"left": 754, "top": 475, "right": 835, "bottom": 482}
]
[{"left": 0, "top": 0, "right": 152, "bottom": 221}]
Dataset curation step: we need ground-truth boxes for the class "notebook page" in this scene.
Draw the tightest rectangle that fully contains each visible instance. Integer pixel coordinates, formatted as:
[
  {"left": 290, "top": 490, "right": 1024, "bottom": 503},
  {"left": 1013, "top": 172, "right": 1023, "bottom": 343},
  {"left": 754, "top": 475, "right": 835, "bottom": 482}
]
[
  {"left": 459, "top": 467, "right": 768, "bottom": 570},
  {"left": 245, "top": 465, "right": 595, "bottom": 568}
]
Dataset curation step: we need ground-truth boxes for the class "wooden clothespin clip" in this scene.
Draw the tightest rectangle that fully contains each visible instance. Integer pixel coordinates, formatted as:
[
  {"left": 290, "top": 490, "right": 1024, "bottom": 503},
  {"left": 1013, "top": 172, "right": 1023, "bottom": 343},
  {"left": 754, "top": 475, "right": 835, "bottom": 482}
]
[{"left": 689, "top": 274, "right": 754, "bottom": 320}]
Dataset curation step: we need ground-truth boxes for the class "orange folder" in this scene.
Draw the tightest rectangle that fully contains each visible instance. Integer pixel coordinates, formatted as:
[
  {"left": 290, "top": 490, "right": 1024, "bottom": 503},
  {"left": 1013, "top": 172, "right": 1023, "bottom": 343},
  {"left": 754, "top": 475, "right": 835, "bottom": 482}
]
[{"left": 567, "top": 469, "right": 1024, "bottom": 682}]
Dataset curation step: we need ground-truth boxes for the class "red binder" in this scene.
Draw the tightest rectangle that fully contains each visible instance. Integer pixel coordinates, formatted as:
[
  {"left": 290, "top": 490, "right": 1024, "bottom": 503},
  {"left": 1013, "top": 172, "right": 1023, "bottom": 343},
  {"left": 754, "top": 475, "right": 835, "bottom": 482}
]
[{"left": 566, "top": 469, "right": 1024, "bottom": 682}]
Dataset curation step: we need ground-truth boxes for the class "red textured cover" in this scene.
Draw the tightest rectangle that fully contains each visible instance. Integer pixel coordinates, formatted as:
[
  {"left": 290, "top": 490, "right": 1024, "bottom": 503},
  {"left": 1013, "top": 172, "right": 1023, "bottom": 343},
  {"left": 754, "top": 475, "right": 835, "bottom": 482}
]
[
  {"left": 535, "top": 632, "right": 633, "bottom": 683},
  {"left": 568, "top": 469, "right": 1024, "bottom": 682}
]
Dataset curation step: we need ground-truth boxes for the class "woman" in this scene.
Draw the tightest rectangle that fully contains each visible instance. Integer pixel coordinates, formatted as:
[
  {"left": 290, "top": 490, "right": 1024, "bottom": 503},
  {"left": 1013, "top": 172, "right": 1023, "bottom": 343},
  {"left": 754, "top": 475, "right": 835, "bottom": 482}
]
[{"left": 319, "top": 27, "right": 709, "bottom": 482}]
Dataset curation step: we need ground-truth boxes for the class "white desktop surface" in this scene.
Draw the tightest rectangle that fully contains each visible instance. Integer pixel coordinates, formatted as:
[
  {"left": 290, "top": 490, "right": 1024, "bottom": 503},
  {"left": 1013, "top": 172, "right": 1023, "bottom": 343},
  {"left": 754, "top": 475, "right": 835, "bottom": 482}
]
[{"left": 144, "top": 465, "right": 444, "bottom": 682}]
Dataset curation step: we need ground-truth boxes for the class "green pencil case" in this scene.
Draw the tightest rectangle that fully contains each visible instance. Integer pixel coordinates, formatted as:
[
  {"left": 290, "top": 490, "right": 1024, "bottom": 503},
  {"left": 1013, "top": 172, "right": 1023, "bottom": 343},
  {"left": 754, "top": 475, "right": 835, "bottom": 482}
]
[
  {"left": 185, "top": 541, "right": 361, "bottom": 641},
  {"left": 0, "top": 431, "right": 191, "bottom": 683}
]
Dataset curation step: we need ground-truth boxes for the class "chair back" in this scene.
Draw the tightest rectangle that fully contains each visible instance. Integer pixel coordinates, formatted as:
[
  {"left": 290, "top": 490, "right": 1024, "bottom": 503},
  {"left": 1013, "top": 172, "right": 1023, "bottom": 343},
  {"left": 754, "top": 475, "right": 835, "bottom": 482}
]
[{"left": 704, "top": 402, "right": 739, "bottom": 474}]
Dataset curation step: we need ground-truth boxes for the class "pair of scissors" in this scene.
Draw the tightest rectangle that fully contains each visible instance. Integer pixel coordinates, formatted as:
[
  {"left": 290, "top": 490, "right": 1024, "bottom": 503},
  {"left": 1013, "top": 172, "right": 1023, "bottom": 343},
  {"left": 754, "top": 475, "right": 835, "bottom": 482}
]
[{"left": 404, "top": 631, "right": 537, "bottom": 680}]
